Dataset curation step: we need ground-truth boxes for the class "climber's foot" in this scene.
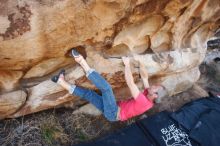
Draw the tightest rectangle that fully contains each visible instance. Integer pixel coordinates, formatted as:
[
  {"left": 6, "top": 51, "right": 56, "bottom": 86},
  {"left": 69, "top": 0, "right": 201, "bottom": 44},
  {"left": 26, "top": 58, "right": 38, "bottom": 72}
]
[
  {"left": 51, "top": 69, "right": 65, "bottom": 83},
  {"left": 71, "top": 49, "right": 80, "bottom": 57},
  {"left": 70, "top": 49, "right": 85, "bottom": 64}
]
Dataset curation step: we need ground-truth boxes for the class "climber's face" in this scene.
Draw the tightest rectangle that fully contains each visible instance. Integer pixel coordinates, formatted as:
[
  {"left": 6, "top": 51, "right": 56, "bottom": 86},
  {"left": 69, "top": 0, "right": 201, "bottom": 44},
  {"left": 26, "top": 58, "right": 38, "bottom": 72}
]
[{"left": 148, "top": 85, "right": 164, "bottom": 101}]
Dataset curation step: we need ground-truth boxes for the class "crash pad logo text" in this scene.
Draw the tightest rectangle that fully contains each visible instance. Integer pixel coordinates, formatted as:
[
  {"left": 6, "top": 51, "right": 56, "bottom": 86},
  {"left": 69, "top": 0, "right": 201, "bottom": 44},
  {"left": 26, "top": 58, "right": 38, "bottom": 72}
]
[{"left": 160, "top": 124, "right": 192, "bottom": 146}]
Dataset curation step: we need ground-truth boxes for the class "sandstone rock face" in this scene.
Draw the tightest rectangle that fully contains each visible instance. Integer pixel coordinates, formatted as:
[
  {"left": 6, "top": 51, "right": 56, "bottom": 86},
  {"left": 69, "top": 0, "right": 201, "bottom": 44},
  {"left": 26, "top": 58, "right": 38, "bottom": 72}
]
[
  {"left": 0, "top": 0, "right": 219, "bottom": 119},
  {"left": 0, "top": 90, "right": 27, "bottom": 119},
  {"left": 0, "top": 70, "right": 23, "bottom": 92}
]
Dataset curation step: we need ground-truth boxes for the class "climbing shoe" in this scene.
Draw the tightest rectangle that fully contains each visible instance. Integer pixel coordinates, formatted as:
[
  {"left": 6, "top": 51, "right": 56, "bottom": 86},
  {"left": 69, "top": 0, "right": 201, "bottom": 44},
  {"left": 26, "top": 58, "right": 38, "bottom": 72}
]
[
  {"left": 51, "top": 69, "right": 65, "bottom": 83},
  {"left": 71, "top": 49, "right": 80, "bottom": 57}
]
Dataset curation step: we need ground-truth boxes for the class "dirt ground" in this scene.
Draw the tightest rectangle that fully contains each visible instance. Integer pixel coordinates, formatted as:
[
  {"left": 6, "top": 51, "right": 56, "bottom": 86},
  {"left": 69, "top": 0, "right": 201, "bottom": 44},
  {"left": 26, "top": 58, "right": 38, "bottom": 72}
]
[{"left": 1, "top": 50, "right": 220, "bottom": 146}]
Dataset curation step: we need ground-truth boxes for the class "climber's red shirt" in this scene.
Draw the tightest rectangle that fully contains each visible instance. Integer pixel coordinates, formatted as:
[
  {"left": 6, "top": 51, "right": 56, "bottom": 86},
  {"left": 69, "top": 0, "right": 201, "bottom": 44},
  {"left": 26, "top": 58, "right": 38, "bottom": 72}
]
[{"left": 117, "top": 89, "right": 154, "bottom": 121}]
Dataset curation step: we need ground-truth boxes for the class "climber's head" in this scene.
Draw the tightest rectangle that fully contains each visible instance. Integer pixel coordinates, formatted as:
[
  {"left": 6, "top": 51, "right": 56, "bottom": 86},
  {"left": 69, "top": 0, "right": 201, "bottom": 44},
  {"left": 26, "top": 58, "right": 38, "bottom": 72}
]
[{"left": 148, "top": 85, "right": 167, "bottom": 103}]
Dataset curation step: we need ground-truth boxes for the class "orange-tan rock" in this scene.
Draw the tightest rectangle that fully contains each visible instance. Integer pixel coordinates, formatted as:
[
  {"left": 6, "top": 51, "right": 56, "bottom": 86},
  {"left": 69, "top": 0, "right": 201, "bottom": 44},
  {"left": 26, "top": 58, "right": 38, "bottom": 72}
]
[
  {"left": 0, "top": 0, "right": 219, "bottom": 119},
  {"left": 0, "top": 90, "right": 27, "bottom": 119},
  {"left": 0, "top": 70, "right": 23, "bottom": 92}
]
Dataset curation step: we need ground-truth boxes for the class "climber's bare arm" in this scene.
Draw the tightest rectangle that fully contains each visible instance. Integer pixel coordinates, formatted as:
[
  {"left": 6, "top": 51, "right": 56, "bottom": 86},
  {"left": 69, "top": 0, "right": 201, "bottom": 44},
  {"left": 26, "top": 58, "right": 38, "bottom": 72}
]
[
  {"left": 139, "top": 62, "right": 150, "bottom": 88},
  {"left": 122, "top": 57, "right": 140, "bottom": 99},
  {"left": 133, "top": 55, "right": 150, "bottom": 89}
]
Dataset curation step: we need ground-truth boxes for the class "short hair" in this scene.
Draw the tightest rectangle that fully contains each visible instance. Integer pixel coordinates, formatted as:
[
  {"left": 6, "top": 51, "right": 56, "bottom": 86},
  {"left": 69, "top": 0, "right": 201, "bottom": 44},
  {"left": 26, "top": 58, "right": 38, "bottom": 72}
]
[{"left": 155, "top": 85, "right": 168, "bottom": 103}]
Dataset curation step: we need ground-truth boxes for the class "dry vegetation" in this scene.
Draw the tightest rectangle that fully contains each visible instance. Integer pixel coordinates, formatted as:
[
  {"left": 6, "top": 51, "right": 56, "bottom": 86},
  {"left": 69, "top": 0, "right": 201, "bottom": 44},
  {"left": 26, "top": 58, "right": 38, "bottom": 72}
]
[{"left": 0, "top": 110, "right": 126, "bottom": 146}]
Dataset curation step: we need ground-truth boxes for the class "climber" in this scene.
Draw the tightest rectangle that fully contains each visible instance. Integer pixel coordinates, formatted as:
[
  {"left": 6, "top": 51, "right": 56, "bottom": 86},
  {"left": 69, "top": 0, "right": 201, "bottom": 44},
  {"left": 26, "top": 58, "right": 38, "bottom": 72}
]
[{"left": 51, "top": 49, "right": 166, "bottom": 121}]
